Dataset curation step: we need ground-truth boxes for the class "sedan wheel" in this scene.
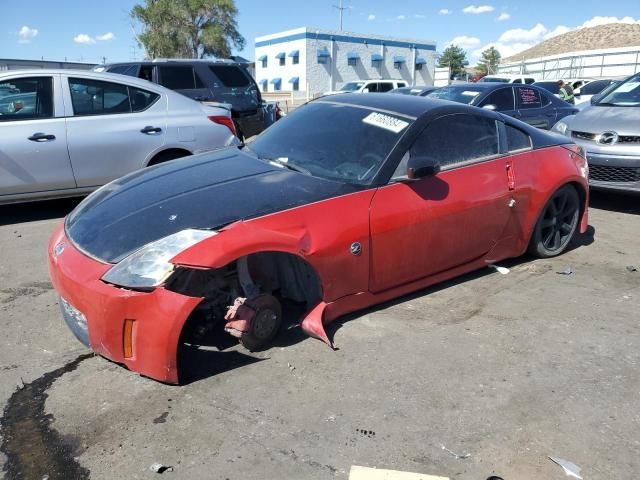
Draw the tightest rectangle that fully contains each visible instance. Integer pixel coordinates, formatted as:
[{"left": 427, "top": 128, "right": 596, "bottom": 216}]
[{"left": 528, "top": 185, "right": 580, "bottom": 258}]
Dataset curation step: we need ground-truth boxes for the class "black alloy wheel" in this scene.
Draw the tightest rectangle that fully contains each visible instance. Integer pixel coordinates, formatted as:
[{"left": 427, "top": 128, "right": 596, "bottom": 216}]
[{"left": 528, "top": 184, "right": 580, "bottom": 258}]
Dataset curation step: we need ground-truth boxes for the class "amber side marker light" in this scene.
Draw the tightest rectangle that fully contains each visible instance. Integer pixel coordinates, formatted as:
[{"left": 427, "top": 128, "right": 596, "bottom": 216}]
[{"left": 123, "top": 319, "right": 136, "bottom": 359}]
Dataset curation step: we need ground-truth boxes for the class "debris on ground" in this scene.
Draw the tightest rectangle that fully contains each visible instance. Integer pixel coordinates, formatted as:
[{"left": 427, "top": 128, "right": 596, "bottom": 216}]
[
  {"left": 489, "top": 264, "right": 510, "bottom": 275},
  {"left": 557, "top": 266, "right": 573, "bottom": 275},
  {"left": 287, "top": 362, "right": 295, "bottom": 371},
  {"left": 626, "top": 265, "right": 637, "bottom": 272},
  {"left": 548, "top": 456, "right": 582, "bottom": 479},
  {"left": 150, "top": 463, "right": 174, "bottom": 474},
  {"left": 440, "top": 444, "right": 471, "bottom": 459},
  {"left": 326, "top": 415, "right": 336, "bottom": 422}
]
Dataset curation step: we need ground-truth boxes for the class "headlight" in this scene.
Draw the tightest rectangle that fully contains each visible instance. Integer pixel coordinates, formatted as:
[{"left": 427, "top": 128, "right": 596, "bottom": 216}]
[
  {"left": 102, "top": 229, "right": 217, "bottom": 289},
  {"left": 553, "top": 121, "right": 569, "bottom": 135}
]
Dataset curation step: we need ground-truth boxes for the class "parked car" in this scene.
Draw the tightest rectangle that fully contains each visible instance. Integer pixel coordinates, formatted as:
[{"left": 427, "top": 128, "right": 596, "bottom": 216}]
[
  {"left": 478, "top": 75, "right": 536, "bottom": 84},
  {"left": 425, "top": 83, "right": 579, "bottom": 129},
  {"left": 323, "top": 79, "right": 407, "bottom": 95},
  {"left": 552, "top": 73, "right": 640, "bottom": 193},
  {"left": 49, "top": 93, "right": 588, "bottom": 384},
  {"left": 96, "top": 59, "right": 270, "bottom": 139},
  {"left": 389, "top": 86, "right": 437, "bottom": 96},
  {"left": 0, "top": 70, "right": 238, "bottom": 205},
  {"left": 532, "top": 81, "right": 562, "bottom": 97},
  {"left": 574, "top": 79, "right": 619, "bottom": 105}
]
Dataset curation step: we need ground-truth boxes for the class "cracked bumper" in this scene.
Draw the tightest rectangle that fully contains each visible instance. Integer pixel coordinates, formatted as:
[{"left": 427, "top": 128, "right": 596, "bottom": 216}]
[{"left": 48, "top": 221, "right": 202, "bottom": 384}]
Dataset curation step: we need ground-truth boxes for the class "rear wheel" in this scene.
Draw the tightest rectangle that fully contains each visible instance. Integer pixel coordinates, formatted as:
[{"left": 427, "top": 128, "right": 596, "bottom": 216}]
[{"left": 528, "top": 184, "right": 580, "bottom": 258}]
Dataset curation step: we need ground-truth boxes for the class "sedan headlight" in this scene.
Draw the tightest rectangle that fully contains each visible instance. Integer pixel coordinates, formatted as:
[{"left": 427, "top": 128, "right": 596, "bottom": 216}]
[{"left": 102, "top": 229, "right": 217, "bottom": 289}]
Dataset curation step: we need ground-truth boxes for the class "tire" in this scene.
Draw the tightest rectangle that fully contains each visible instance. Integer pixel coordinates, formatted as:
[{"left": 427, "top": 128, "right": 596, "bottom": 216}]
[
  {"left": 528, "top": 184, "right": 580, "bottom": 258},
  {"left": 239, "top": 295, "right": 282, "bottom": 351},
  {"left": 148, "top": 150, "right": 190, "bottom": 166}
]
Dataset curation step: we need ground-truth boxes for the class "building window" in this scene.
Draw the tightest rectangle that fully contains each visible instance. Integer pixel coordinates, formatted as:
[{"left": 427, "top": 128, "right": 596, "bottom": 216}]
[
  {"left": 271, "top": 78, "right": 281, "bottom": 91},
  {"left": 317, "top": 48, "right": 330, "bottom": 64},
  {"left": 258, "top": 55, "right": 267, "bottom": 68},
  {"left": 415, "top": 57, "right": 426, "bottom": 71},
  {"left": 289, "top": 76, "right": 299, "bottom": 91},
  {"left": 371, "top": 54, "right": 383, "bottom": 68},
  {"left": 276, "top": 52, "right": 285, "bottom": 66},
  {"left": 393, "top": 56, "right": 406, "bottom": 70},
  {"left": 289, "top": 50, "right": 299, "bottom": 65},
  {"left": 347, "top": 52, "right": 359, "bottom": 67}
]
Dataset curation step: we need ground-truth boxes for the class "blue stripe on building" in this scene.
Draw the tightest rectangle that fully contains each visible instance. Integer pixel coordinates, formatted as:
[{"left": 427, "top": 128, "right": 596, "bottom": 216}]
[{"left": 256, "top": 32, "right": 436, "bottom": 51}]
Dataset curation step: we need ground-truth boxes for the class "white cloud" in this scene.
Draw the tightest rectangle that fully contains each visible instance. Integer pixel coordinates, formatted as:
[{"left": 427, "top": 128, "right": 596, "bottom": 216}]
[
  {"left": 463, "top": 5, "right": 495, "bottom": 14},
  {"left": 447, "top": 35, "right": 482, "bottom": 49},
  {"left": 496, "top": 12, "right": 510, "bottom": 21},
  {"left": 579, "top": 15, "right": 640, "bottom": 29},
  {"left": 18, "top": 25, "right": 38, "bottom": 43},
  {"left": 498, "top": 23, "right": 546, "bottom": 43},
  {"left": 544, "top": 25, "right": 571, "bottom": 39},
  {"left": 414, "top": 14, "right": 426, "bottom": 19},
  {"left": 73, "top": 34, "right": 95, "bottom": 45},
  {"left": 397, "top": 15, "right": 406, "bottom": 20},
  {"left": 439, "top": 8, "right": 452, "bottom": 15},
  {"left": 96, "top": 32, "right": 115, "bottom": 41},
  {"left": 367, "top": 14, "right": 375, "bottom": 21}
]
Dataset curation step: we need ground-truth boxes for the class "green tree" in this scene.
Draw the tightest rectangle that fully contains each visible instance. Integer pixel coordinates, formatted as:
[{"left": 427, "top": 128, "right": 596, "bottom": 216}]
[
  {"left": 131, "top": 0, "right": 245, "bottom": 59},
  {"left": 477, "top": 46, "right": 501, "bottom": 75},
  {"left": 437, "top": 45, "right": 469, "bottom": 78}
]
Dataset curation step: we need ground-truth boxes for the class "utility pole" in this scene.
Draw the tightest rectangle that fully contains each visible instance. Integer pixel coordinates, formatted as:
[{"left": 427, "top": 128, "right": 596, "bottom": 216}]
[
  {"left": 101, "top": 56, "right": 107, "bottom": 64},
  {"left": 333, "top": 0, "right": 348, "bottom": 31}
]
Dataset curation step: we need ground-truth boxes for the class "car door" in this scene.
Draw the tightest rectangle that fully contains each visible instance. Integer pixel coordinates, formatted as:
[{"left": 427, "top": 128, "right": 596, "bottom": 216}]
[
  {"left": 0, "top": 74, "right": 76, "bottom": 196},
  {"left": 515, "top": 86, "right": 554, "bottom": 129},
  {"left": 157, "top": 65, "right": 211, "bottom": 101},
  {"left": 478, "top": 87, "right": 516, "bottom": 118},
  {"left": 369, "top": 113, "right": 514, "bottom": 292},
  {"left": 63, "top": 75, "right": 167, "bottom": 188}
]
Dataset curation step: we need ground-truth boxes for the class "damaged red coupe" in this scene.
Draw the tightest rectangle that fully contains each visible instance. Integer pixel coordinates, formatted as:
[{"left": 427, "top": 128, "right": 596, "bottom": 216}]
[{"left": 48, "top": 94, "right": 589, "bottom": 384}]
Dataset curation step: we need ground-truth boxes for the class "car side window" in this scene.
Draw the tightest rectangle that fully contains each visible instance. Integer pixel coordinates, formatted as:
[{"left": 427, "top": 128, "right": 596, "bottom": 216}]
[
  {"left": 410, "top": 113, "right": 499, "bottom": 169},
  {"left": 512, "top": 79, "right": 522, "bottom": 84},
  {"left": 0, "top": 76, "right": 53, "bottom": 121},
  {"left": 482, "top": 87, "right": 514, "bottom": 110},
  {"left": 158, "top": 66, "right": 204, "bottom": 90},
  {"left": 525, "top": 78, "right": 535, "bottom": 84},
  {"left": 378, "top": 82, "right": 394, "bottom": 92},
  {"left": 516, "top": 87, "right": 542, "bottom": 109},
  {"left": 580, "top": 80, "right": 609, "bottom": 95},
  {"left": 69, "top": 78, "right": 130, "bottom": 115},
  {"left": 505, "top": 124, "right": 532, "bottom": 152},
  {"left": 129, "top": 87, "right": 160, "bottom": 112},
  {"left": 366, "top": 83, "right": 378, "bottom": 92}
]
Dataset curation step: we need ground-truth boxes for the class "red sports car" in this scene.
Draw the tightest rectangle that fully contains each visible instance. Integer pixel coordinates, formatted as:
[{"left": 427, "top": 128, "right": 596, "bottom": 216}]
[{"left": 48, "top": 94, "right": 589, "bottom": 384}]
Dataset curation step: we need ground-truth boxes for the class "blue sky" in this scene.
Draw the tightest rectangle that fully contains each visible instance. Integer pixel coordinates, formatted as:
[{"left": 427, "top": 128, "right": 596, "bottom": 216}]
[{"left": 2, "top": 0, "right": 639, "bottom": 64}]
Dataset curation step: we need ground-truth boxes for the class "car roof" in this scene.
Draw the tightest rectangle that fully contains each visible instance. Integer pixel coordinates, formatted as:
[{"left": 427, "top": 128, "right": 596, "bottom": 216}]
[{"left": 104, "top": 59, "right": 242, "bottom": 67}]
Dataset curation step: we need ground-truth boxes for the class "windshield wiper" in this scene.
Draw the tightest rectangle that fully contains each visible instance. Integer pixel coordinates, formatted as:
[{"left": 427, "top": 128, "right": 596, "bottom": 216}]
[{"left": 268, "top": 157, "right": 312, "bottom": 176}]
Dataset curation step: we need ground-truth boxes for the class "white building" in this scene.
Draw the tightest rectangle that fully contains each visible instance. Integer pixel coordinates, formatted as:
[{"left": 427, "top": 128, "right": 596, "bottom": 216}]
[{"left": 254, "top": 27, "right": 437, "bottom": 97}]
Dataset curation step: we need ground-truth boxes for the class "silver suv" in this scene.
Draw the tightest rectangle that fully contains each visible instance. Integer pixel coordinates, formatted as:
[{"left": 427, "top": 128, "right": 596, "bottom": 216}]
[{"left": 553, "top": 73, "right": 640, "bottom": 193}]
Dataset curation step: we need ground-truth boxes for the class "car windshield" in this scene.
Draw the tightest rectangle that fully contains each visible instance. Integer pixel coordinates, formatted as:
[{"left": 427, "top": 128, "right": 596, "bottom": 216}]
[
  {"left": 339, "top": 82, "right": 365, "bottom": 92},
  {"left": 595, "top": 73, "right": 640, "bottom": 106},
  {"left": 480, "top": 77, "right": 510, "bottom": 83},
  {"left": 246, "top": 101, "right": 412, "bottom": 185},
  {"left": 426, "top": 86, "right": 482, "bottom": 105}
]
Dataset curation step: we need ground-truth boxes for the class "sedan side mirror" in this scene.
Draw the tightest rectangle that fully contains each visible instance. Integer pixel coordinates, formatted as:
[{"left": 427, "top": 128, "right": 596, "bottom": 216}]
[
  {"left": 408, "top": 156, "right": 441, "bottom": 179},
  {"left": 482, "top": 104, "right": 497, "bottom": 111}
]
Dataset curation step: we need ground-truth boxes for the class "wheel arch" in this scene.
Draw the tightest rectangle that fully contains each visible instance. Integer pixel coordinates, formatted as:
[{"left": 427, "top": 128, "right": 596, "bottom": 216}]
[{"left": 146, "top": 147, "right": 193, "bottom": 166}]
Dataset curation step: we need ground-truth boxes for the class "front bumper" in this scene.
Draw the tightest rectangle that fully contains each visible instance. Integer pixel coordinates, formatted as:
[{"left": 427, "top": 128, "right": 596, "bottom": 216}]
[
  {"left": 48, "top": 221, "right": 203, "bottom": 384},
  {"left": 572, "top": 138, "right": 640, "bottom": 193}
]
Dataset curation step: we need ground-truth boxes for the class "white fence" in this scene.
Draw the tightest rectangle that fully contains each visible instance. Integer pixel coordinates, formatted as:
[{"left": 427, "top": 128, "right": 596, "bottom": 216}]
[{"left": 497, "top": 46, "right": 640, "bottom": 80}]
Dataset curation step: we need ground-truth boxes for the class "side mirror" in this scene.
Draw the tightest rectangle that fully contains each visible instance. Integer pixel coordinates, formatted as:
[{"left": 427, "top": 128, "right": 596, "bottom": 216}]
[
  {"left": 591, "top": 93, "right": 603, "bottom": 105},
  {"left": 408, "top": 156, "right": 441, "bottom": 179},
  {"left": 482, "top": 104, "right": 497, "bottom": 111}
]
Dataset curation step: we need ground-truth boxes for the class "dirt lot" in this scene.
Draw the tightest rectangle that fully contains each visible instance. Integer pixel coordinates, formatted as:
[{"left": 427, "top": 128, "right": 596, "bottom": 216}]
[{"left": 0, "top": 191, "right": 638, "bottom": 480}]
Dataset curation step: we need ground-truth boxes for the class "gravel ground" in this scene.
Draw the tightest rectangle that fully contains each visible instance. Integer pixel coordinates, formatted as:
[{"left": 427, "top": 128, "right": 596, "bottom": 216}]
[{"left": 0, "top": 191, "right": 638, "bottom": 480}]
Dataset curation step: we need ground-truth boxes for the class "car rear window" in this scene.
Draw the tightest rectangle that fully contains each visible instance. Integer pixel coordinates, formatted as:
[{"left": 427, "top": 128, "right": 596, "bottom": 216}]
[
  {"left": 516, "top": 87, "right": 542, "bottom": 109},
  {"left": 208, "top": 65, "right": 251, "bottom": 87},
  {"left": 159, "top": 66, "right": 205, "bottom": 90}
]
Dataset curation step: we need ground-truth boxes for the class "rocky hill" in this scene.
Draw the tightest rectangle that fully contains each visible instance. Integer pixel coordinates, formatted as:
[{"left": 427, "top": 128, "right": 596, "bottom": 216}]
[{"left": 504, "top": 23, "right": 640, "bottom": 62}]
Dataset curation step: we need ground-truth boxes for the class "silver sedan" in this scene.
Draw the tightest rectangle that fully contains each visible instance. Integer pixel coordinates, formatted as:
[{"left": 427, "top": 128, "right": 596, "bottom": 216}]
[
  {"left": 553, "top": 73, "right": 640, "bottom": 193},
  {"left": 0, "top": 69, "right": 239, "bottom": 204}
]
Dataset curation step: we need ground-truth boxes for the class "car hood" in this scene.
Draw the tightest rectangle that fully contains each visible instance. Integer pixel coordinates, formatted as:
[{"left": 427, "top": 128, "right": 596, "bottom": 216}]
[
  {"left": 66, "top": 148, "right": 360, "bottom": 263},
  {"left": 569, "top": 105, "right": 640, "bottom": 134}
]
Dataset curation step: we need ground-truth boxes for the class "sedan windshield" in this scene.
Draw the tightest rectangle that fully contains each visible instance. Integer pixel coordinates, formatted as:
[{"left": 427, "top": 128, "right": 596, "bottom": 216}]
[
  {"left": 426, "top": 86, "right": 482, "bottom": 105},
  {"left": 247, "top": 102, "right": 412, "bottom": 185},
  {"left": 339, "top": 82, "right": 365, "bottom": 92},
  {"left": 596, "top": 73, "right": 640, "bottom": 107}
]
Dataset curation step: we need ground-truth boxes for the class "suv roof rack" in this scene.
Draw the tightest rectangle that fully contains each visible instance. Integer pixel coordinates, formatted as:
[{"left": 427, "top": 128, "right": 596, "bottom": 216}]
[{"left": 150, "top": 58, "right": 236, "bottom": 64}]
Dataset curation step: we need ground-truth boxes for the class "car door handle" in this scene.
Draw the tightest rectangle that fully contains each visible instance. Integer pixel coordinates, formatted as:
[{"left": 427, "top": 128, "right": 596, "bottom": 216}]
[
  {"left": 140, "top": 126, "right": 162, "bottom": 134},
  {"left": 28, "top": 132, "right": 56, "bottom": 142}
]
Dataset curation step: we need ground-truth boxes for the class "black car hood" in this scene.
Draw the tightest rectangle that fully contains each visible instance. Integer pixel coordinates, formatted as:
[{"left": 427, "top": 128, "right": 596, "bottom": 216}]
[{"left": 66, "top": 148, "right": 360, "bottom": 263}]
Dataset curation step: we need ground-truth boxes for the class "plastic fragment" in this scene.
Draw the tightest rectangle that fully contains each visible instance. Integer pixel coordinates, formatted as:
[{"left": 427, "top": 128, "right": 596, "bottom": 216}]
[
  {"left": 440, "top": 444, "right": 471, "bottom": 459},
  {"left": 287, "top": 362, "right": 295, "bottom": 371},
  {"left": 150, "top": 463, "right": 174, "bottom": 474},
  {"left": 488, "top": 264, "right": 510, "bottom": 275},
  {"left": 626, "top": 265, "right": 637, "bottom": 272},
  {"left": 548, "top": 456, "right": 582, "bottom": 479},
  {"left": 557, "top": 266, "right": 573, "bottom": 275}
]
